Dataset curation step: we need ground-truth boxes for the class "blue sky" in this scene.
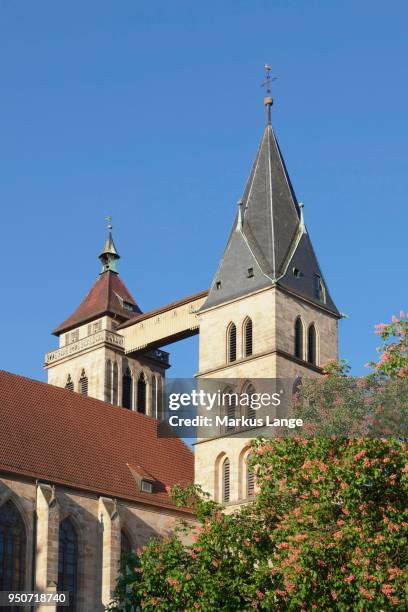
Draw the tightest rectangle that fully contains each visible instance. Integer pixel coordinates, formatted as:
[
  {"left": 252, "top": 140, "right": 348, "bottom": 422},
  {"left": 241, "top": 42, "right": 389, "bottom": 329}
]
[{"left": 0, "top": 0, "right": 407, "bottom": 381}]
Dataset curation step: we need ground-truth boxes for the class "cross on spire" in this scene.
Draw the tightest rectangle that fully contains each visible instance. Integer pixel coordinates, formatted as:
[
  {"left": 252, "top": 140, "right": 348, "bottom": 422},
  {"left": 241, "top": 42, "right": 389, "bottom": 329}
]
[{"left": 262, "top": 64, "right": 277, "bottom": 125}]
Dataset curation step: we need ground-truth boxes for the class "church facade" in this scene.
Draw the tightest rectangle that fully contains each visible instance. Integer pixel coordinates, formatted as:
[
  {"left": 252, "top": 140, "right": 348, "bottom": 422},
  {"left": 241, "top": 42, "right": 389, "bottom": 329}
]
[{"left": 0, "top": 86, "right": 340, "bottom": 608}]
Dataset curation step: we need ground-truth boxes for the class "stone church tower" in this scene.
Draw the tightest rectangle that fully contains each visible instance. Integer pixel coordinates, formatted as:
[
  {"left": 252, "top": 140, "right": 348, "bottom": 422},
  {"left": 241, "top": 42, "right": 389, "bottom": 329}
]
[
  {"left": 45, "top": 224, "right": 169, "bottom": 415},
  {"left": 195, "top": 82, "right": 341, "bottom": 506}
]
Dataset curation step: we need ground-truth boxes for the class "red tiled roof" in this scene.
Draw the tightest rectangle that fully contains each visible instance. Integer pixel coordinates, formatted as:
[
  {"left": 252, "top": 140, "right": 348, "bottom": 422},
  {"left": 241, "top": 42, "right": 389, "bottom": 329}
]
[
  {"left": 53, "top": 271, "right": 142, "bottom": 335},
  {"left": 0, "top": 371, "right": 194, "bottom": 513}
]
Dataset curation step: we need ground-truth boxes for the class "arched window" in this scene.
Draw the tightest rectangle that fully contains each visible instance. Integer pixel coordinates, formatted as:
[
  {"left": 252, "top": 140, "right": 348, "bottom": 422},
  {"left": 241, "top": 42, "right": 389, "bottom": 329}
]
[
  {"left": 247, "top": 453, "right": 255, "bottom": 498},
  {"left": 225, "top": 389, "right": 238, "bottom": 432},
  {"left": 112, "top": 362, "right": 118, "bottom": 406},
  {"left": 157, "top": 377, "right": 164, "bottom": 420},
  {"left": 57, "top": 518, "right": 77, "bottom": 612},
  {"left": 137, "top": 372, "right": 146, "bottom": 414},
  {"left": 151, "top": 376, "right": 158, "bottom": 418},
  {"left": 294, "top": 317, "right": 304, "bottom": 360},
  {"left": 122, "top": 367, "right": 132, "bottom": 409},
  {"left": 65, "top": 375, "right": 74, "bottom": 392},
  {"left": 245, "top": 383, "right": 256, "bottom": 421},
  {"left": 222, "top": 458, "right": 230, "bottom": 503},
  {"left": 308, "top": 324, "right": 317, "bottom": 365},
  {"left": 0, "top": 500, "right": 26, "bottom": 590},
  {"left": 79, "top": 370, "right": 88, "bottom": 396},
  {"left": 227, "top": 323, "right": 237, "bottom": 363},
  {"left": 243, "top": 317, "right": 253, "bottom": 357},
  {"left": 105, "top": 359, "right": 112, "bottom": 403}
]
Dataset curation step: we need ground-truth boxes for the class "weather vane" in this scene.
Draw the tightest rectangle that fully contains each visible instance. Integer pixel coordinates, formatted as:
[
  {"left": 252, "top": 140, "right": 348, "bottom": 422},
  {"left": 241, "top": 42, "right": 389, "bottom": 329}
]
[
  {"left": 261, "top": 64, "right": 277, "bottom": 124},
  {"left": 105, "top": 215, "right": 113, "bottom": 231}
]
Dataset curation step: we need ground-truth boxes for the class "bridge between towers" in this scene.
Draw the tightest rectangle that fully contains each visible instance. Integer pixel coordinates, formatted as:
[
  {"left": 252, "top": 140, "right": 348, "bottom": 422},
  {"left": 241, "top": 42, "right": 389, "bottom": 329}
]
[{"left": 118, "top": 289, "right": 209, "bottom": 355}]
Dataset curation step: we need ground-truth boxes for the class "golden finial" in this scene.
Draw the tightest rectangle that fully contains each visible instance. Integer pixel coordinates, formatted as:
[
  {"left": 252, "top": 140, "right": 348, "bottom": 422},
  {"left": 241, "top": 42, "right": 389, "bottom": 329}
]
[
  {"left": 261, "top": 64, "right": 277, "bottom": 125},
  {"left": 105, "top": 215, "right": 113, "bottom": 231}
]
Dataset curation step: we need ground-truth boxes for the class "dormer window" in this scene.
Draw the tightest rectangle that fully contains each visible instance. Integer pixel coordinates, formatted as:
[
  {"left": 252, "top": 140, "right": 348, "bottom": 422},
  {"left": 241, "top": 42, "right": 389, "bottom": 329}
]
[
  {"left": 247, "top": 268, "right": 254, "bottom": 278},
  {"left": 123, "top": 301, "right": 134, "bottom": 311},
  {"left": 314, "top": 275, "right": 326, "bottom": 303},
  {"left": 141, "top": 480, "right": 153, "bottom": 493},
  {"left": 293, "top": 267, "right": 301, "bottom": 278},
  {"left": 215, "top": 281, "right": 222, "bottom": 290}
]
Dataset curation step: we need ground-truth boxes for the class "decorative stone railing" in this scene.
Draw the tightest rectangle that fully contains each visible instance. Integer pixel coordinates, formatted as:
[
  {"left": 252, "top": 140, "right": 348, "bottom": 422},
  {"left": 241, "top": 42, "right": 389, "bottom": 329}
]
[{"left": 44, "top": 330, "right": 125, "bottom": 366}]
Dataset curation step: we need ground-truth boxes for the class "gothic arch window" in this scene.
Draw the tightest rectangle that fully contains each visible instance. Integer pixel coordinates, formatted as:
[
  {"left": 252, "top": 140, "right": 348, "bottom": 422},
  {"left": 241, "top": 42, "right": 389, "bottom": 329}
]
[
  {"left": 307, "top": 324, "right": 317, "bottom": 365},
  {"left": 151, "top": 376, "right": 158, "bottom": 418},
  {"left": 246, "top": 452, "right": 255, "bottom": 498},
  {"left": 137, "top": 372, "right": 147, "bottom": 414},
  {"left": 294, "top": 317, "right": 304, "bottom": 360},
  {"left": 222, "top": 457, "right": 231, "bottom": 503},
  {"left": 105, "top": 359, "right": 112, "bottom": 403},
  {"left": 112, "top": 362, "right": 118, "bottom": 406},
  {"left": 78, "top": 370, "right": 88, "bottom": 396},
  {"left": 57, "top": 518, "right": 77, "bottom": 611},
  {"left": 227, "top": 323, "right": 237, "bottom": 363},
  {"left": 122, "top": 367, "right": 133, "bottom": 409},
  {"left": 224, "top": 388, "right": 238, "bottom": 433},
  {"left": 243, "top": 317, "right": 253, "bottom": 357},
  {"left": 0, "top": 499, "right": 26, "bottom": 590},
  {"left": 244, "top": 383, "right": 256, "bottom": 421},
  {"left": 65, "top": 375, "right": 74, "bottom": 392},
  {"left": 157, "top": 377, "right": 164, "bottom": 420}
]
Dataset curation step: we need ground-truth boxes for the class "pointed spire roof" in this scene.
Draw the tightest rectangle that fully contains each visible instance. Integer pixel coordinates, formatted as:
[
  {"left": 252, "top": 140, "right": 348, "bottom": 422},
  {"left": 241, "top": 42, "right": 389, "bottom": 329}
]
[
  {"left": 53, "top": 227, "right": 142, "bottom": 335},
  {"left": 202, "top": 88, "right": 339, "bottom": 316}
]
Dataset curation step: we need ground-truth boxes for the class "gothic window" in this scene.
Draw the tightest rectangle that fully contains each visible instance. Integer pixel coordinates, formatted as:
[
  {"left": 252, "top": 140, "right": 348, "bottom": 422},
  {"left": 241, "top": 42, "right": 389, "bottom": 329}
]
[
  {"left": 112, "top": 362, "right": 118, "bottom": 406},
  {"left": 222, "top": 458, "right": 230, "bottom": 503},
  {"left": 57, "top": 518, "right": 77, "bottom": 612},
  {"left": 292, "top": 376, "right": 303, "bottom": 396},
  {"left": 78, "top": 370, "right": 88, "bottom": 396},
  {"left": 245, "top": 383, "right": 256, "bottom": 421},
  {"left": 122, "top": 367, "right": 132, "bottom": 409},
  {"left": 151, "top": 376, "right": 158, "bottom": 418},
  {"left": 294, "top": 317, "right": 304, "bottom": 360},
  {"left": 121, "top": 530, "right": 132, "bottom": 557},
  {"left": 308, "top": 324, "right": 317, "bottom": 365},
  {"left": 227, "top": 323, "right": 237, "bottom": 363},
  {"left": 65, "top": 375, "right": 74, "bottom": 392},
  {"left": 105, "top": 360, "right": 112, "bottom": 403},
  {"left": 137, "top": 372, "right": 146, "bottom": 414},
  {"left": 0, "top": 500, "right": 26, "bottom": 591},
  {"left": 243, "top": 317, "right": 253, "bottom": 357},
  {"left": 225, "top": 389, "right": 238, "bottom": 432},
  {"left": 247, "top": 453, "right": 255, "bottom": 498}
]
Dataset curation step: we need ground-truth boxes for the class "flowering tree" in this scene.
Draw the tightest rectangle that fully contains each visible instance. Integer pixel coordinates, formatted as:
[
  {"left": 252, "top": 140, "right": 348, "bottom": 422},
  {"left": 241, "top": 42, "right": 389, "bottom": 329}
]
[
  {"left": 109, "top": 438, "right": 407, "bottom": 611},
  {"left": 108, "top": 316, "right": 408, "bottom": 610}
]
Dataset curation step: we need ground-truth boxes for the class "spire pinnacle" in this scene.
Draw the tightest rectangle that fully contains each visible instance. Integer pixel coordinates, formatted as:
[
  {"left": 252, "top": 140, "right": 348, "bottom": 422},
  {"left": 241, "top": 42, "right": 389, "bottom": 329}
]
[
  {"left": 99, "top": 216, "right": 120, "bottom": 273},
  {"left": 262, "top": 64, "right": 277, "bottom": 125}
]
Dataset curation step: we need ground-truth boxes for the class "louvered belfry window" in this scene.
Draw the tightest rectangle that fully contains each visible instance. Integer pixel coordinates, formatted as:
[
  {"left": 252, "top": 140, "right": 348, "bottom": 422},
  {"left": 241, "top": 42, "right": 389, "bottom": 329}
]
[
  {"left": 308, "top": 324, "right": 317, "bottom": 365},
  {"left": 79, "top": 370, "right": 88, "bottom": 396},
  {"left": 222, "top": 458, "right": 231, "bottom": 502},
  {"left": 244, "top": 318, "right": 253, "bottom": 357},
  {"left": 247, "top": 454, "right": 255, "bottom": 497},
  {"left": 246, "top": 384, "right": 256, "bottom": 421},
  {"left": 225, "top": 390, "right": 237, "bottom": 432},
  {"left": 65, "top": 375, "right": 74, "bottom": 392},
  {"left": 227, "top": 323, "right": 237, "bottom": 363},
  {"left": 294, "top": 317, "right": 304, "bottom": 360}
]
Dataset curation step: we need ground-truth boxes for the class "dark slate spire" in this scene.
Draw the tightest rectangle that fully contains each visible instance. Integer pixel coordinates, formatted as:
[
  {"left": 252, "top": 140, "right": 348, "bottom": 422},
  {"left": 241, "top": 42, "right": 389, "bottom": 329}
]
[{"left": 202, "top": 72, "right": 339, "bottom": 316}]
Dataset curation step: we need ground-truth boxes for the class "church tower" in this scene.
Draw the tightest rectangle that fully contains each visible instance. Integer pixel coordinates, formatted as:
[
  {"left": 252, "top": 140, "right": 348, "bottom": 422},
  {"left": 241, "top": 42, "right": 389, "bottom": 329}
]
[
  {"left": 195, "top": 70, "right": 341, "bottom": 506},
  {"left": 45, "top": 222, "right": 169, "bottom": 415}
]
